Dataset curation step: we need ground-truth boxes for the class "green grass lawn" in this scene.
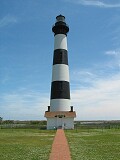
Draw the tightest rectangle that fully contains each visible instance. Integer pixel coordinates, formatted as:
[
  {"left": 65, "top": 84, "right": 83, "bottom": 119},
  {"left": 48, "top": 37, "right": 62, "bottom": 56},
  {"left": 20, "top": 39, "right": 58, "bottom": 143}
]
[
  {"left": 66, "top": 129, "right": 120, "bottom": 160},
  {"left": 0, "top": 129, "right": 55, "bottom": 160},
  {"left": 1, "top": 128, "right": 120, "bottom": 160}
]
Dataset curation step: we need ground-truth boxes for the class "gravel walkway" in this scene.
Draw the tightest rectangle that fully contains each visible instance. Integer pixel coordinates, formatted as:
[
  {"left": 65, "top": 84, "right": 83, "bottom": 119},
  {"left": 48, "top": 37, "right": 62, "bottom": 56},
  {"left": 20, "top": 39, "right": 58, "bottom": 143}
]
[{"left": 49, "top": 129, "right": 71, "bottom": 160}]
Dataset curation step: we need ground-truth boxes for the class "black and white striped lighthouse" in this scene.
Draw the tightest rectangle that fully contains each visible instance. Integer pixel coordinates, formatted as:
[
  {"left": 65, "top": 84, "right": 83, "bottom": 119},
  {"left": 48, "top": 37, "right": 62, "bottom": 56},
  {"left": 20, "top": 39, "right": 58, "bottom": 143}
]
[
  {"left": 51, "top": 15, "right": 70, "bottom": 111},
  {"left": 45, "top": 15, "right": 76, "bottom": 129}
]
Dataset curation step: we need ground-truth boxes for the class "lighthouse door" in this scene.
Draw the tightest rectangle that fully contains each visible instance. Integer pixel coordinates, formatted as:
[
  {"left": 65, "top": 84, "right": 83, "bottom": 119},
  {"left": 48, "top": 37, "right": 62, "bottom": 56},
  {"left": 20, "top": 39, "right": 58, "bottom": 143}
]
[{"left": 57, "top": 117, "right": 63, "bottom": 128}]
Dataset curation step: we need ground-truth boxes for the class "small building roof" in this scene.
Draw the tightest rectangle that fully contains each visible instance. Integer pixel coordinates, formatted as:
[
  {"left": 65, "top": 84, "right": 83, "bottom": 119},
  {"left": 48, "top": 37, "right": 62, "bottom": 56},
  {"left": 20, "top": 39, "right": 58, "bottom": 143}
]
[{"left": 44, "top": 111, "right": 76, "bottom": 118}]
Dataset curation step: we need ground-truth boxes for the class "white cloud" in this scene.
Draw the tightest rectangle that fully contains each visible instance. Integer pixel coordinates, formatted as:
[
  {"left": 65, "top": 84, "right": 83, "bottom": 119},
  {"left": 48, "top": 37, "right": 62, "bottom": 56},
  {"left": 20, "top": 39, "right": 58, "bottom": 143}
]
[
  {"left": 71, "top": 72, "right": 120, "bottom": 120},
  {"left": 71, "top": 70, "right": 96, "bottom": 80},
  {"left": 105, "top": 49, "right": 120, "bottom": 67},
  {"left": 0, "top": 15, "right": 17, "bottom": 28},
  {"left": 70, "top": 48, "right": 120, "bottom": 120},
  {"left": 105, "top": 50, "right": 120, "bottom": 56},
  {"left": 66, "top": 0, "right": 120, "bottom": 8},
  {"left": 0, "top": 91, "right": 49, "bottom": 120}
]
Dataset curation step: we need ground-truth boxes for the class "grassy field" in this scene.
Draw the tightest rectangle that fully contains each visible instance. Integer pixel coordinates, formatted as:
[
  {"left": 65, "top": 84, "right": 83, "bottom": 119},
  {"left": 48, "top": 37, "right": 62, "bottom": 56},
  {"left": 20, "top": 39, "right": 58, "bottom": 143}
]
[
  {"left": 0, "top": 129, "right": 55, "bottom": 160},
  {"left": 0, "top": 128, "right": 120, "bottom": 160},
  {"left": 66, "top": 129, "right": 120, "bottom": 160}
]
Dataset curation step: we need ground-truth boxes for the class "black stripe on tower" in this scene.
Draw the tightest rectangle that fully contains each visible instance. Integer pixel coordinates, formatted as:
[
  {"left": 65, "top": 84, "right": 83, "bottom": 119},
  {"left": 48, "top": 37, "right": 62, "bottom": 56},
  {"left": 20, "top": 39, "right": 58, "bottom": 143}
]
[
  {"left": 53, "top": 49, "right": 68, "bottom": 65},
  {"left": 51, "top": 81, "right": 70, "bottom": 99}
]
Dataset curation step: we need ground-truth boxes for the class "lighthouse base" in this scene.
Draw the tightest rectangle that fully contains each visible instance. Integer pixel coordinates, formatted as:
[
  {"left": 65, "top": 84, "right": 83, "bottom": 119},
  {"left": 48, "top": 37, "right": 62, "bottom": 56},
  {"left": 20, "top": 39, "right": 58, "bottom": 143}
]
[{"left": 45, "top": 111, "right": 76, "bottom": 130}]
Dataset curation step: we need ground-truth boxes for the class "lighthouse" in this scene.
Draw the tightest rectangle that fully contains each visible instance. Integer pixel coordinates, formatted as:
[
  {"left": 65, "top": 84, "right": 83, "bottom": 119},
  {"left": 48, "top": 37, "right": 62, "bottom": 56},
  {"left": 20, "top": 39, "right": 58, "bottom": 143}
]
[{"left": 45, "top": 15, "right": 76, "bottom": 129}]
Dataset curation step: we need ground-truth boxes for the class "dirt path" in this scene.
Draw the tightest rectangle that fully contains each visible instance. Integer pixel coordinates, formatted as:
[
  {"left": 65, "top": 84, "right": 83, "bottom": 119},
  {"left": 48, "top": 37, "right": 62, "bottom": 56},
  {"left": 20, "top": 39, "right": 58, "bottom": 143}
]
[{"left": 49, "top": 129, "right": 71, "bottom": 160}]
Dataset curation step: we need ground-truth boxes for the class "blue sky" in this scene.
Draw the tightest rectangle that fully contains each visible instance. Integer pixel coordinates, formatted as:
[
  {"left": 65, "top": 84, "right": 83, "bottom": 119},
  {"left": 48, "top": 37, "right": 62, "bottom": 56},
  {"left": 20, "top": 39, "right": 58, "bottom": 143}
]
[{"left": 0, "top": 0, "right": 120, "bottom": 120}]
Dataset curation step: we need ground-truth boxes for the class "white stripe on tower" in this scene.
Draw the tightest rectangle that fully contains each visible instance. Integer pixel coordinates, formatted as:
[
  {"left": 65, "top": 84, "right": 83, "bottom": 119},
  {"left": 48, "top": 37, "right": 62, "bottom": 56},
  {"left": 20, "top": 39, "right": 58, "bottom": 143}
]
[
  {"left": 50, "top": 15, "right": 70, "bottom": 112},
  {"left": 52, "top": 64, "right": 69, "bottom": 81},
  {"left": 54, "top": 34, "right": 67, "bottom": 50}
]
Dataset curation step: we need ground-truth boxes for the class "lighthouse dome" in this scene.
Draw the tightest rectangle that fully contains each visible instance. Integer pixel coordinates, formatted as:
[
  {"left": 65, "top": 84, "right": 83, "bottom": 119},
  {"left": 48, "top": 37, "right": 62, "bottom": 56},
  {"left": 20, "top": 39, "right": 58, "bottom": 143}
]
[{"left": 56, "top": 15, "right": 65, "bottom": 22}]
